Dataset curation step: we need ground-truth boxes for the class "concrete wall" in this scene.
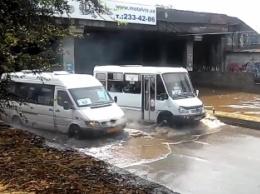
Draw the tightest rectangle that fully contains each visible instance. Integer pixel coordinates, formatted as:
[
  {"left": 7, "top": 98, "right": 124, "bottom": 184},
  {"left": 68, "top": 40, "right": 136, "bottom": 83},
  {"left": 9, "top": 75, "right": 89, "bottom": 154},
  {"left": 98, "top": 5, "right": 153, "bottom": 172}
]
[
  {"left": 190, "top": 72, "right": 260, "bottom": 93},
  {"left": 225, "top": 52, "right": 260, "bottom": 72},
  {"left": 184, "top": 40, "right": 193, "bottom": 71},
  {"left": 62, "top": 37, "right": 75, "bottom": 73},
  {"left": 225, "top": 33, "right": 260, "bottom": 51},
  {"left": 72, "top": 31, "right": 188, "bottom": 74},
  {"left": 225, "top": 52, "right": 260, "bottom": 84}
]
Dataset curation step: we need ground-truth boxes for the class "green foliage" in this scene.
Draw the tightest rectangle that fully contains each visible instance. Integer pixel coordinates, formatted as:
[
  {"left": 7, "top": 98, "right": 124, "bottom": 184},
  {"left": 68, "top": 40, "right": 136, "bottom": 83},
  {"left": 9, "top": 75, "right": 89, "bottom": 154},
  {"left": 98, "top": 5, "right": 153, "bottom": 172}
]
[
  {"left": 0, "top": 0, "right": 102, "bottom": 114},
  {"left": 0, "top": 0, "right": 71, "bottom": 75}
]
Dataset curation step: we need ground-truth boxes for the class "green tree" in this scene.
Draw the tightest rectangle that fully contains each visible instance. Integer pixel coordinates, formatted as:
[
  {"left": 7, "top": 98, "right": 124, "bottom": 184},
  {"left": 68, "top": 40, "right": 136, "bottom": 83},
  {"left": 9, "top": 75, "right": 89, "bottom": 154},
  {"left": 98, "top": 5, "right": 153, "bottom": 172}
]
[{"left": 0, "top": 0, "right": 103, "bottom": 115}]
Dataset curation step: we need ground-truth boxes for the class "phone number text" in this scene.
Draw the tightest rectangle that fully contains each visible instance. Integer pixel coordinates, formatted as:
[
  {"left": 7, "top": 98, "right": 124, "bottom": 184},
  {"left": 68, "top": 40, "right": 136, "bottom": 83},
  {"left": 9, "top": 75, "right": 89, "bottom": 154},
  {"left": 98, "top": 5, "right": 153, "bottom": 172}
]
[{"left": 115, "top": 14, "right": 156, "bottom": 23}]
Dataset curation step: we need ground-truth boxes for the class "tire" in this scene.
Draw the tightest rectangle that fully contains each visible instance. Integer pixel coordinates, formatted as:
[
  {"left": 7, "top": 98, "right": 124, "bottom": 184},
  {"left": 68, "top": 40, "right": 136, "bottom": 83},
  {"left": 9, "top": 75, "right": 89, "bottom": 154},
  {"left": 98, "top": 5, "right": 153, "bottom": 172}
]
[
  {"left": 157, "top": 112, "right": 176, "bottom": 128},
  {"left": 68, "top": 125, "right": 83, "bottom": 140}
]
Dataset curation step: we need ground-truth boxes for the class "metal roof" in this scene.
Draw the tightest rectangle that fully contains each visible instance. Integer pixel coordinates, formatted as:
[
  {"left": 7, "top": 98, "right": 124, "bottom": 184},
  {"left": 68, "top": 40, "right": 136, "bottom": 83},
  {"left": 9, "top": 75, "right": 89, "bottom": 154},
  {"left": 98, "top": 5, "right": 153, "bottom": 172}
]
[
  {"left": 1, "top": 71, "right": 102, "bottom": 89},
  {"left": 94, "top": 65, "right": 188, "bottom": 74}
]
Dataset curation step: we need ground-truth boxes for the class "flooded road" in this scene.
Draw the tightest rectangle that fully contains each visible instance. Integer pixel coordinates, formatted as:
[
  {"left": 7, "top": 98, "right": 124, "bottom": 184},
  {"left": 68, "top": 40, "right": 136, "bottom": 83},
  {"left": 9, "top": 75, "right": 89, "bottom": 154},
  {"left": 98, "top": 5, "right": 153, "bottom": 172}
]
[
  {"left": 125, "top": 125, "right": 260, "bottom": 194},
  {"left": 74, "top": 115, "right": 224, "bottom": 168},
  {"left": 199, "top": 87, "right": 260, "bottom": 116},
  {"left": 11, "top": 114, "right": 260, "bottom": 194},
  {"left": 3, "top": 86, "right": 260, "bottom": 194}
]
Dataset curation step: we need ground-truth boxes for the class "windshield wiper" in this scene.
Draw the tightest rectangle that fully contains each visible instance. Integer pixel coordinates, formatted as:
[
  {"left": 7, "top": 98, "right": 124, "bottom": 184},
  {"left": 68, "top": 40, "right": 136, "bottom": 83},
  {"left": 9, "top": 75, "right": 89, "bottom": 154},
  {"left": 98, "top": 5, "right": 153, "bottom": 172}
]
[
  {"left": 172, "top": 93, "right": 194, "bottom": 99},
  {"left": 181, "top": 92, "right": 195, "bottom": 96},
  {"left": 172, "top": 94, "right": 189, "bottom": 99},
  {"left": 91, "top": 101, "right": 112, "bottom": 106}
]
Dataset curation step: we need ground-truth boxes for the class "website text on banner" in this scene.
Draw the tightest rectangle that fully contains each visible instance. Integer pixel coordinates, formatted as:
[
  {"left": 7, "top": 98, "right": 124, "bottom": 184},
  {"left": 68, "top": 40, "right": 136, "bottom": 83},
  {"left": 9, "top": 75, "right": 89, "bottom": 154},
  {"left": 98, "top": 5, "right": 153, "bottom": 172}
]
[{"left": 55, "top": 0, "right": 157, "bottom": 25}]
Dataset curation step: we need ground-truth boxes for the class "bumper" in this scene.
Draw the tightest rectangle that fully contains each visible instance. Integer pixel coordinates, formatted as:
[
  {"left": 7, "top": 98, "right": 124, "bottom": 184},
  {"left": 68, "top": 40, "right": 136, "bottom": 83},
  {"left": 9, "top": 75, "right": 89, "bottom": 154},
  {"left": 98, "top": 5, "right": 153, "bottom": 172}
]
[
  {"left": 80, "top": 119, "right": 127, "bottom": 136},
  {"left": 173, "top": 112, "right": 206, "bottom": 124}
]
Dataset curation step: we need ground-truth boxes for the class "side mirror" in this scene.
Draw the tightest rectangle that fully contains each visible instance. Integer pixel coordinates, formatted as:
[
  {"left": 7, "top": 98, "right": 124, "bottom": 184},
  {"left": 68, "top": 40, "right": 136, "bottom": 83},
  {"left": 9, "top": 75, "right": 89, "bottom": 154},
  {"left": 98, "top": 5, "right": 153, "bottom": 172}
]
[
  {"left": 196, "top": 89, "right": 199, "bottom": 96},
  {"left": 160, "top": 93, "right": 168, "bottom": 100},
  {"left": 164, "top": 93, "right": 169, "bottom": 100},
  {"left": 114, "top": 96, "right": 117, "bottom": 103},
  {"left": 63, "top": 101, "right": 69, "bottom": 110}
]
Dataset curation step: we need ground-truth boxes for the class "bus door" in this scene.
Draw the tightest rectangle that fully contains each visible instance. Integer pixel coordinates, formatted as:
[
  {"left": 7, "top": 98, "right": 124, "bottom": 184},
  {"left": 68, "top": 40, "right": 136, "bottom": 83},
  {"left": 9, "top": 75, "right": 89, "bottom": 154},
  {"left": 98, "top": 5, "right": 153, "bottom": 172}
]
[{"left": 142, "top": 75, "right": 156, "bottom": 121}]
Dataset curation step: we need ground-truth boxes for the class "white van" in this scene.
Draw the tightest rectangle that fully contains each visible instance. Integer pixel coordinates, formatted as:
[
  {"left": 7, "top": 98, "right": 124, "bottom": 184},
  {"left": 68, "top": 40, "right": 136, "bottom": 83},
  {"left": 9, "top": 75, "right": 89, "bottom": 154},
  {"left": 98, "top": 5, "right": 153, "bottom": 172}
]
[
  {"left": 93, "top": 65, "right": 206, "bottom": 127},
  {"left": 0, "top": 70, "right": 126, "bottom": 139}
]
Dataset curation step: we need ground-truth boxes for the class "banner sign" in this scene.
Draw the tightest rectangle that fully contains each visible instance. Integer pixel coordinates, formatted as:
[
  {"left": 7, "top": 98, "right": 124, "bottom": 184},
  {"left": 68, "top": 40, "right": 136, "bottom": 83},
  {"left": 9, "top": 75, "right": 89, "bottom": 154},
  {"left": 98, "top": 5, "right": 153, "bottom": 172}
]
[{"left": 55, "top": 0, "right": 156, "bottom": 25}]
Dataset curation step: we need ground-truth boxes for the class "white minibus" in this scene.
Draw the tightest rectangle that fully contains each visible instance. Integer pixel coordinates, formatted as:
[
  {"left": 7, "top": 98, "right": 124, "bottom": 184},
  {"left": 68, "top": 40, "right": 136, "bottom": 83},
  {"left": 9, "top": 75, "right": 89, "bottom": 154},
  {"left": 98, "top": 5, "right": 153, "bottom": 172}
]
[
  {"left": 0, "top": 70, "right": 126, "bottom": 139},
  {"left": 93, "top": 65, "right": 206, "bottom": 127}
]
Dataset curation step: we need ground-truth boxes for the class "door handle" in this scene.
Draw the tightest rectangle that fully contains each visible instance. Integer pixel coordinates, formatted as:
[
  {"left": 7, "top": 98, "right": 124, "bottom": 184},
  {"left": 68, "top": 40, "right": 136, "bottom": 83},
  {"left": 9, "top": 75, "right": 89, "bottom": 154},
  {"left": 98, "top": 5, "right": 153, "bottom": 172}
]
[
  {"left": 56, "top": 110, "right": 60, "bottom": 112},
  {"left": 49, "top": 108, "right": 53, "bottom": 111}
]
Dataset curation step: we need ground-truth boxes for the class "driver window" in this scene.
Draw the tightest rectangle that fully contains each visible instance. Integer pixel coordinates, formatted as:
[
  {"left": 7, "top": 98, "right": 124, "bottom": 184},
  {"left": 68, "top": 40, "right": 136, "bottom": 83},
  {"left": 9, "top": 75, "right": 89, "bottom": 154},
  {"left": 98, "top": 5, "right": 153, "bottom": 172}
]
[
  {"left": 57, "top": 91, "right": 72, "bottom": 107},
  {"left": 156, "top": 74, "right": 167, "bottom": 101}
]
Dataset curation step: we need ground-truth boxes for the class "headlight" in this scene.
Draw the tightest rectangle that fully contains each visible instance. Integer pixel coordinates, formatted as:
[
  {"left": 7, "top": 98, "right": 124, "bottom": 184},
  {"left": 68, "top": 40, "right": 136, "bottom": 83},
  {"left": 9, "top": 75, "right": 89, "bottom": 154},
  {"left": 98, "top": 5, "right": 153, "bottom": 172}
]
[
  {"left": 179, "top": 107, "right": 189, "bottom": 114},
  {"left": 85, "top": 121, "right": 101, "bottom": 128}
]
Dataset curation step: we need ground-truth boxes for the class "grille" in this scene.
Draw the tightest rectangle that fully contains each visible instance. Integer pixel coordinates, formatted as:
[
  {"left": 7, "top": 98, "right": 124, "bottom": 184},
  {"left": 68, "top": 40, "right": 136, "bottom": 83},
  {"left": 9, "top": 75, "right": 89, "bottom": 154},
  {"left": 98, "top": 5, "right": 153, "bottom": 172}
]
[
  {"left": 184, "top": 105, "right": 203, "bottom": 110},
  {"left": 190, "top": 108, "right": 202, "bottom": 114},
  {"left": 100, "top": 119, "right": 117, "bottom": 127}
]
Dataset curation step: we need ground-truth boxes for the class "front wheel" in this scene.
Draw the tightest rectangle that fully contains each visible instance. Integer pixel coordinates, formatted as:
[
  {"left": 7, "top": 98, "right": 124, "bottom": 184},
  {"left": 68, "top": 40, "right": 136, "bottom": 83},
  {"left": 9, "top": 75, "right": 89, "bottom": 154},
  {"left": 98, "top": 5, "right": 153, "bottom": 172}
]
[
  {"left": 157, "top": 113, "right": 176, "bottom": 128},
  {"left": 68, "top": 125, "right": 83, "bottom": 140}
]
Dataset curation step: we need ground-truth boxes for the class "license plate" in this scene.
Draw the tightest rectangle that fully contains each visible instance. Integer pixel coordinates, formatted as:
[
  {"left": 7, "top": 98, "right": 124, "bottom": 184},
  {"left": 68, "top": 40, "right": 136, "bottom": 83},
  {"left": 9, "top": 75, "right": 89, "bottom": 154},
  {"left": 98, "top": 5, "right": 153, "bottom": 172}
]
[
  {"left": 194, "top": 115, "right": 203, "bottom": 120},
  {"left": 107, "top": 127, "right": 119, "bottom": 133}
]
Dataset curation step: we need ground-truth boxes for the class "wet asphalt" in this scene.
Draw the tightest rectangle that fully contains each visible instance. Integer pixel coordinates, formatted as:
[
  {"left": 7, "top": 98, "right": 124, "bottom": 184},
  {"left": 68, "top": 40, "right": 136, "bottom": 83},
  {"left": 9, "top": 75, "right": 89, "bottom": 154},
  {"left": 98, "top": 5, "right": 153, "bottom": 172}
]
[
  {"left": 3, "top": 87, "right": 260, "bottom": 193},
  {"left": 12, "top": 119, "right": 260, "bottom": 194},
  {"left": 125, "top": 125, "right": 260, "bottom": 194}
]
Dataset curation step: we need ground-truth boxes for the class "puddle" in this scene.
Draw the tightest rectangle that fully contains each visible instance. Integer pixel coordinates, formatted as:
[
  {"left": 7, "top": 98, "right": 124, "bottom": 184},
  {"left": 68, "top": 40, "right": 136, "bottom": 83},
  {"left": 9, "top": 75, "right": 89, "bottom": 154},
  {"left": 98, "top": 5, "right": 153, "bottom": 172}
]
[
  {"left": 200, "top": 87, "right": 260, "bottom": 116},
  {"left": 78, "top": 114, "right": 224, "bottom": 168},
  {"left": 79, "top": 136, "right": 172, "bottom": 168},
  {"left": 8, "top": 109, "right": 225, "bottom": 170}
]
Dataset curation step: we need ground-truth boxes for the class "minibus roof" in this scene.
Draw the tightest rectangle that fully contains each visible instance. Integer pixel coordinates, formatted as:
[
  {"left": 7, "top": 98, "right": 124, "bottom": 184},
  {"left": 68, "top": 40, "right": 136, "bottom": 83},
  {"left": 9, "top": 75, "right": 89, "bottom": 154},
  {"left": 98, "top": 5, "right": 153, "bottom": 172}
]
[
  {"left": 94, "top": 65, "right": 188, "bottom": 74},
  {"left": 1, "top": 71, "right": 102, "bottom": 89}
]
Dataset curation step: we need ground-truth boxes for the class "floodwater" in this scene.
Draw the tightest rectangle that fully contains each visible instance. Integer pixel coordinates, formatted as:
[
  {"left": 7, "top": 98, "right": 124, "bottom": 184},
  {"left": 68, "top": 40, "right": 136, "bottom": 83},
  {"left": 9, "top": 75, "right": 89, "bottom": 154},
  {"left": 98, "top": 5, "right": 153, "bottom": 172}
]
[
  {"left": 199, "top": 87, "right": 260, "bottom": 116},
  {"left": 78, "top": 115, "right": 225, "bottom": 168},
  {"left": 4, "top": 87, "right": 260, "bottom": 193},
  {"left": 125, "top": 125, "right": 260, "bottom": 194},
  {"left": 9, "top": 114, "right": 260, "bottom": 194},
  {"left": 13, "top": 114, "right": 225, "bottom": 169}
]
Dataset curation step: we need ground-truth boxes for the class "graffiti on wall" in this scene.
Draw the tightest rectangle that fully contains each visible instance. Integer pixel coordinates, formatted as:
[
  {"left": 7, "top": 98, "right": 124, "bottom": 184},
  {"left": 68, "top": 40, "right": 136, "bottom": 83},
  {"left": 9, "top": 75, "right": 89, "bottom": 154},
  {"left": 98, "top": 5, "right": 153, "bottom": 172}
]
[{"left": 227, "top": 57, "right": 260, "bottom": 82}]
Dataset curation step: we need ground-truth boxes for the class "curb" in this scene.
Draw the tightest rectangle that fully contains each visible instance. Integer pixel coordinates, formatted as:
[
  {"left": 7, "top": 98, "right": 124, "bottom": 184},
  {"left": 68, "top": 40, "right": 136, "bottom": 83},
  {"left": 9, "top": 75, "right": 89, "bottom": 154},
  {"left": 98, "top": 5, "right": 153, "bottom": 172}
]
[{"left": 206, "top": 110, "right": 260, "bottom": 130}]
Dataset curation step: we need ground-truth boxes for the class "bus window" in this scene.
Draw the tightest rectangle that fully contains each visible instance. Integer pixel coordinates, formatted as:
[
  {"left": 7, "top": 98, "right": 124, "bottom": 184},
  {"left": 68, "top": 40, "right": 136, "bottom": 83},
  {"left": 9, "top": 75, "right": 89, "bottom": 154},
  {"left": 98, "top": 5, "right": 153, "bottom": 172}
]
[
  {"left": 99, "top": 80, "right": 106, "bottom": 88},
  {"left": 156, "top": 74, "right": 167, "bottom": 100},
  {"left": 95, "top": 73, "right": 106, "bottom": 88},
  {"left": 108, "top": 82, "right": 122, "bottom": 92},
  {"left": 122, "top": 74, "right": 141, "bottom": 94},
  {"left": 122, "top": 81, "right": 141, "bottom": 94},
  {"left": 107, "top": 72, "right": 124, "bottom": 93}
]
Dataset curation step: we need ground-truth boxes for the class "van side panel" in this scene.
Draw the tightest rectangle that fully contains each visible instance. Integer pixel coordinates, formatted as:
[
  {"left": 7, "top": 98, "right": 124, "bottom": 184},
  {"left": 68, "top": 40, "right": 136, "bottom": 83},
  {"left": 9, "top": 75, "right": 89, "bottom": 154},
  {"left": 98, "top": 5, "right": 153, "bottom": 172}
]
[{"left": 32, "top": 84, "right": 55, "bottom": 130}]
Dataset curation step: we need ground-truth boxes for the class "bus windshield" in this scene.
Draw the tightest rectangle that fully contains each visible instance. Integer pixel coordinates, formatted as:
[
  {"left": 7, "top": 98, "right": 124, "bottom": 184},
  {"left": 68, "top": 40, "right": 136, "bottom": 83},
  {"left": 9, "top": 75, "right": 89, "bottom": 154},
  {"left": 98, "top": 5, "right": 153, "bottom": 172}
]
[
  {"left": 69, "top": 86, "right": 113, "bottom": 107},
  {"left": 162, "top": 73, "right": 195, "bottom": 99}
]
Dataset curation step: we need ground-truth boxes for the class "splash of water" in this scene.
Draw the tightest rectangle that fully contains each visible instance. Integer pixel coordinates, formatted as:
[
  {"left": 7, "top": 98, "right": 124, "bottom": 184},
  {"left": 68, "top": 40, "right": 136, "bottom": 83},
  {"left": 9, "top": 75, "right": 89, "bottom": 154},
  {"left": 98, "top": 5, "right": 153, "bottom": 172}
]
[
  {"left": 78, "top": 115, "right": 224, "bottom": 168},
  {"left": 201, "top": 114, "right": 226, "bottom": 129},
  {"left": 78, "top": 139, "right": 172, "bottom": 168}
]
